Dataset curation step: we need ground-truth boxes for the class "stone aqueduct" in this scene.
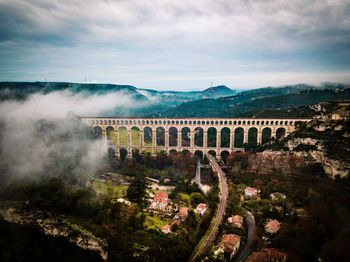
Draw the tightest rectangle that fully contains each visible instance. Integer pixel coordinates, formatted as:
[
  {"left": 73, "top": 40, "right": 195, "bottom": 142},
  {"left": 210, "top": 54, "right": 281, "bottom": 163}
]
[{"left": 81, "top": 117, "right": 312, "bottom": 159}]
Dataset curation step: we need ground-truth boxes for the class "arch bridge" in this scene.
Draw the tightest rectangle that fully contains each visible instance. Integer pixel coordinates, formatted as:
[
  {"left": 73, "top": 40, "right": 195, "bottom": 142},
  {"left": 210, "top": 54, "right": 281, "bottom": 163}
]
[{"left": 81, "top": 117, "right": 312, "bottom": 159}]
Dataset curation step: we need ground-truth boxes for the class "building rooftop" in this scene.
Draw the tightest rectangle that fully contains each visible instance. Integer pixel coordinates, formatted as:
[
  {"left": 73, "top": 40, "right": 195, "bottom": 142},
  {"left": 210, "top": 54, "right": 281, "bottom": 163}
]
[
  {"left": 154, "top": 192, "right": 168, "bottom": 200},
  {"left": 265, "top": 219, "right": 281, "bottom": 234},
  {"left": 246, "top": 248, "right": 287, "bottom": 262}
]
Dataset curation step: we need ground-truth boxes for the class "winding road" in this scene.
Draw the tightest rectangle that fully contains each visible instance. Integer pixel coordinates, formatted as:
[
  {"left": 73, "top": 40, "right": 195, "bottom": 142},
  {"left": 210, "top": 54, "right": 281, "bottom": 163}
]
[
  {"left": 233, "top": 211, "right": 256, "bottom": 262},
  {"left": 190, "top": 153, "right": 228, "bottom": 261}
]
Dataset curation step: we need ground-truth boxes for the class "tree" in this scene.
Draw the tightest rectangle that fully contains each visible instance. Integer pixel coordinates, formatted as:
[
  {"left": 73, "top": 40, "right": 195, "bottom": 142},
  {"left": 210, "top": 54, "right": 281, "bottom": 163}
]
[
  {"left": 126, "top": 175, "right": 147, "bottom": 204},
  {"left": 190, "top": 192, "right": 204, "bottom": 207}
]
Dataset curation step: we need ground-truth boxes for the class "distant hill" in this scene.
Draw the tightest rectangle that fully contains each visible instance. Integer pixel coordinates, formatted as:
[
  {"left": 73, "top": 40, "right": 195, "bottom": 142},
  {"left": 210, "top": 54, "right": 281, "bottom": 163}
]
[
  {"left": 201, "top": 85, "right": 236, "bottom": 97},
  {"left": 1, "top": 81, "right": 350, "bottom": 117},
  {"left": 160, "top": 87, "right": 350, "bottom": 118}
]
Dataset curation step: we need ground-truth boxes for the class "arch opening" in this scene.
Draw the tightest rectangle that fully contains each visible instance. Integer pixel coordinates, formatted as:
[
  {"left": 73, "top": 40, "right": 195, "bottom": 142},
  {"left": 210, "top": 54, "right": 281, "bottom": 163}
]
[
  {"left": 234, "top": 127, "right": 244, "bottom": 148},
  {"left": 119, "top": 148, "right": 128, "bottom": 161},
  {"left": 194, "top": 150, "right": 203, "bottom": 159},
  {"left": 208, "top": 150, "right": 216, "bottom": 157},
  {"left": 276, "top": 127, "right": 286, "bottom": 140},
  {"left": 220, "top": 127, "right": 230, "bottom": 148},
  {"left": 182, "top": 149, "right": 191, "bottom": 157},
  {"left": 181, "top": 127, "right": 191, "bottom": 147},
  {"left": 118, "top": 127, "right": 127, "bottom": 146},
  {"left": 156, "top": 127, "right": 165, "bottom": 146},
  {"left": 107, "top": 148, "right": 115, "bottom": 160},
  {"left": 221, "top": 150, "right": 230, "bottom": 163},
  {"left": 131, "top": 126, "right": 141, "bottom": 147},
  {"left": 207, "top": 127, "right": 217, "bottom": 147},
  {"left": 262, "top": 127, "right": 272, "bottom": 145},
  {"left": 143, "top": 127, "right": 152, "bottom": 147},
  {"left": 169, "top": 149, "right": 178, "bottom": 156},
  {"left": 93, "top": 126, "right": 102, "bottom": 140},
  {"left": 248, "top": 127, "right": 258, "bottom": 146},
  {"left": 106, "top": 126, "right": 115, "bottom": 145},
  {"left": 194, "top": 127, "right": 204, "bottom": 147},
  {"left": 169, "top": 127, "right": 178, "bottom": 147}
]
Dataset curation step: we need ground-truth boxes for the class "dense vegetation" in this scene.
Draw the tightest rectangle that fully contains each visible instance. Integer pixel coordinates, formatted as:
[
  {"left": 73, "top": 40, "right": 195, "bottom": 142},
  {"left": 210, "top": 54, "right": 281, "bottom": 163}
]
[
  {"left": 161, "top": 89, "right": 350, "bottom": 118},
  {"left": 0, "top": 151, "right": 217, "bottom": 262},
  {"left": 225, "top": 151, "right": 350, "bottom": 261}
]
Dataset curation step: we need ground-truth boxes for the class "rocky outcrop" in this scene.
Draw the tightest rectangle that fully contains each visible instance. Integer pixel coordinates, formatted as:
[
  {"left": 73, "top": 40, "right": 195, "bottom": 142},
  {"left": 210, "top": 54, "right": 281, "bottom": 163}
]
[
  {"left": 282, "top": 117, "right": 350, "bottom": 178},
  {"left": 0, "top": 201, "right": 108, "bottom": 261}
]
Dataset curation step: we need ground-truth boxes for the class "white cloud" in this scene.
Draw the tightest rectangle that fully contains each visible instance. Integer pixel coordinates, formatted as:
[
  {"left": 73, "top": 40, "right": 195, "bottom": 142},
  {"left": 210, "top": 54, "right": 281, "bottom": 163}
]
[{"left": 0, "top": 0, "right": 350, "bottom": 89}]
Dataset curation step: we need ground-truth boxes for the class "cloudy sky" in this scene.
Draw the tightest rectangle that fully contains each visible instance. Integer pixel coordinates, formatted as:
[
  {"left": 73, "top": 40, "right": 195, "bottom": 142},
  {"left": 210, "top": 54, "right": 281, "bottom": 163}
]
[{"left": 0, "top": 0, "right": 350, "bottom": 90}]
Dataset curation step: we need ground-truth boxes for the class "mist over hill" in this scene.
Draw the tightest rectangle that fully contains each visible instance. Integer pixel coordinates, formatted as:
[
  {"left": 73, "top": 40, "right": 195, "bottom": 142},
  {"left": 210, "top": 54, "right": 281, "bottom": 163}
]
[{"left": 1, "top": 81, "right": 349, "bottom": 117}]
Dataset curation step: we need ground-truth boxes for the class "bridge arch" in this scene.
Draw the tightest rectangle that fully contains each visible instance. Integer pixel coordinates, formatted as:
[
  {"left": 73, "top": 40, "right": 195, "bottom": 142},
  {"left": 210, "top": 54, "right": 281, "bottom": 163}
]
[
  {"left": 262, "top": 127, "right": 272, "bottom": 145},
  {"left": 131, "top": 148, "right": 141, "bottom": 159},
  {"left": 207, "top": 127, "right": 217, "bottom": 147},
  {"left": 169, "top": 149, "right": 178, "bottom": 156},
  {"left": 194, "top": 127, "right": 204, "bottom": 147},
  {"left": 276, "top": 127, "right": 286, "bottom": 139},
  {"left": 208, "top": 150, "right": 216, "bottom": 157},
  {"left": 220, "top": 150, "right": 230, "bottom": 163},
  {"left": 181, "top": 127, "right": 190, "bottom": 147},
  {"left": 119, "top": 148, "right": 128, "bottom": 161},
  {"left": 131, "top": 126, "right": 141, "bottom": 147},
  {"left": 118, "top": 126, "right": 127, "bottom": 146},
  {"left": 220, "top": 127, "right": 230, "bottom": 148},
  {"left": 234, "top": 127, "right": 244, "bottom": 148},
  {"left": 169, "top": 127, "right": 178, "bottom": 147},
  {"left": 248, "top": 127, "right": 258, "bottom": 146},
  {"left": 106, "top": 126, "right": 115, "bottom": 145},
  {"left": 107, "top": 147, "right": 115, "bottom": 160},
  {"left": 93, "top": 126, "right": 102, "bottom": 140},
  {"left": 182, "top": 149, "right": 191, "bottom": 157},
  {"left": 194, "top": 150, "right": 203, "bottom": 159},
  {"left": 156, "top": 127, "right": 165, "bottom": 146},
  {"left": 143, "top": 127, "right": 152, "bottom": 147}
]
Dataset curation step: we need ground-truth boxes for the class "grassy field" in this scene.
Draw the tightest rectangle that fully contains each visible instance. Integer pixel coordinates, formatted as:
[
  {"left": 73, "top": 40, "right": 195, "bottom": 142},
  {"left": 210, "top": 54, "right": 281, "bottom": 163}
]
[
  {"left": 142, "top": 214, "right": 169, "bottom": 230},
  {"left": 89, "top": 180, "right": 128, "bottom": 200}
]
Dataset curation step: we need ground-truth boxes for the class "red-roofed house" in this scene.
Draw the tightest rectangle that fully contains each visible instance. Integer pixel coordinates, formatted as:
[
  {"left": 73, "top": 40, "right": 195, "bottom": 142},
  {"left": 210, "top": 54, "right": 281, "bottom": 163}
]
[
  {"left": 161, "top": 224, "right": 171, "bottom": 234},
  {"left": 175, "top": 207, "right": 189, "bottom": 221},
  {"left": 246, "top": 248, "right": 287, "bottom": 262},
  {"left": 219, "top": 234, "right": 241, "bottom": 259},
  {"left": 150, "top": 192, "right": 169, "bottom": 210},
  {"left": 244, "top": 187, "right": 258, "bottom": 199},
  {"left": 265, "top": 219, "right": 281, "bottom": 234},
  {"left": 228, "top": 215, "right": 243, "bottom": 228},
  {"left": 194, "top": 203, "right": 207, "bottom": 216}
]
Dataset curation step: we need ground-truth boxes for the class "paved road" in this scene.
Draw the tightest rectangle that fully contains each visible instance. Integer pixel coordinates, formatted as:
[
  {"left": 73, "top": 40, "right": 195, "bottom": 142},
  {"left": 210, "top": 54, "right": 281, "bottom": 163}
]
[
  {"left": 233, "top": 211, "right": 256, "bottom": 262},
  {"left": 190, "top": 153, "right": 228, "bottom": 261}
]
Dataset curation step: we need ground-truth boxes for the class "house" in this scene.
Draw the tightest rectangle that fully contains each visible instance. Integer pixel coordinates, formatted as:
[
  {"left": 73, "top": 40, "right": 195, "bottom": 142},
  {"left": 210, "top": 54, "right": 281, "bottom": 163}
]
[
  {"left": 117, "top": 198, "right": 131, "bottom": 206},
  {"left": 246, "top": 248, "right": 287, "bottom": 262},
  {"left": 265, "top": 219, "right": 281, "bottom": 234},
  {"left": 219, "top": 234, "right": 241, "bottom": 259},
  {"left": 150, "top": 192, "right": 168, "bottom": 210},
  {"left": 161, "top": 224, "right": 171, "bottom": 234},
  {"left": 194, "top": 203, "right": 207, "bottom": 216},
  {"left": 175, "top": 207, "right": 189, "bottom": 221},
  {"left": 228, "top": 215, "right": 243, "bottom": 229},
  {"left": 331, "top": 113, "right": 343, "bottom": 120},
  {"left": 245, "top": 187, "right": 258, "bottom": 199},
  {"left": 270, "top": 192, "right": 286, "bottom": 201},
  {"left": 296, "top": 208, "right": 308, "bottom": 218}
]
